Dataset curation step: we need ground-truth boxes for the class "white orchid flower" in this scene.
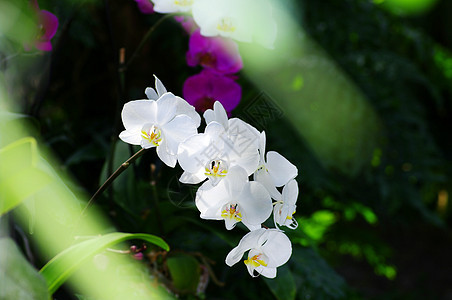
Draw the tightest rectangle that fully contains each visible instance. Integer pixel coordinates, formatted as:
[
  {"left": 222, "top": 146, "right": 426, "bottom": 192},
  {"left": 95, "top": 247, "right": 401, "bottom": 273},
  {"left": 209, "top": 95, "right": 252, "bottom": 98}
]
[
  {"left": 203, "top": 101, "right": 229, "bottom": 129},
  {"left": 253, "top": 131, "right": 298, "bottom": 201},
  {"left": 225, "top": 228, "right": 292, "bottom": 278},
  {"left": 195, "top": 166, "right": 272, "bottom": 231},
  {"left": 178, "top": 101, "right": 259, "bottom": 186},
  {"left": 151, "top": 0, "right": 195, "bottom": 13},
  {"left": 273, "top": 179, "right": 298, "bottom": 230},
  {"left": 192, "top": 0, "right": 277, "bottom": 49},
  {"left": 119, "top": 75, "right": 200, "bottom": 167}
]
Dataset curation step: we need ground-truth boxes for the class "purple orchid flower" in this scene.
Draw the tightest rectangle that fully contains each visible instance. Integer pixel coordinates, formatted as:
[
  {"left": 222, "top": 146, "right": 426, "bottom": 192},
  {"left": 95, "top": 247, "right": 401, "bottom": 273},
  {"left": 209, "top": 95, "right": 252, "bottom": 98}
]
[
  {"left": 183, "top": 71, "right": 241, "bottom": 113},
  {"left": 186, "top": 29, "right": 243, "bottom": 74},
  {"left": 134, "top": 0, "right": 155, "bottom": 14},
  {"left": 29, "top": 0, "right": 58, "bottom": 52},
  {"left": 174, "top": 16, "right": 198, "bottom": 35}
]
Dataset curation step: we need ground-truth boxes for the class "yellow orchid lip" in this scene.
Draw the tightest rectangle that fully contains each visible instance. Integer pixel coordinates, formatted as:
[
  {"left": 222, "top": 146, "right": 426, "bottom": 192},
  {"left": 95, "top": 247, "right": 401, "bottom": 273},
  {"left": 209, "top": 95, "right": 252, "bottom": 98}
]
[
  {"left": 141, "top": 125, "right": 162, "bottom": 147},
  {"left": 204, "top": 159, "right": 228, "bottom": 178},
  {"left": 244, "top": 254, "right": 268, "bottom": 267},
  {"left": 221, "top": 204, "right": 242, "bottom": 222},
  {"left": 217, "top": 18, "right": 236, "bottom": 33},
  {"left": 174, "top": 0, "right": 193, "bottom": 6}
]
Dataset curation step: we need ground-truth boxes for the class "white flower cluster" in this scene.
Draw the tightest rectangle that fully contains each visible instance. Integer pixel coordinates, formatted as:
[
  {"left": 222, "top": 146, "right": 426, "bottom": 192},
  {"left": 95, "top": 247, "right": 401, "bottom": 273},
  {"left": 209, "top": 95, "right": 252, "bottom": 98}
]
[
  {"left": 119, "top": 76, "right": 299, "bottom": 278},
  {"left": 151, "top": 0, "right": 277, "bottom": 49}
]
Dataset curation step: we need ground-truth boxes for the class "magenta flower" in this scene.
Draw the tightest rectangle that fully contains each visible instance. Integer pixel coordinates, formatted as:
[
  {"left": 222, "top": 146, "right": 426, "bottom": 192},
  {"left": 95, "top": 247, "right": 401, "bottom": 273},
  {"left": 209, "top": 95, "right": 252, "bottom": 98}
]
[
  {"left": 174, "top": 16, "right": 198, "bottom": 35},
  {"left": 186, "top": 29, "right": 243, "bottom": 75},
  {"left": 29, "top": 0, "right": 58, "bottom": 52},
  {"left": 134, "top": 0, "right": 154, "bottom": 14},
  {"left": 183, "top": 71, "right": 241, "bottom": 113}
]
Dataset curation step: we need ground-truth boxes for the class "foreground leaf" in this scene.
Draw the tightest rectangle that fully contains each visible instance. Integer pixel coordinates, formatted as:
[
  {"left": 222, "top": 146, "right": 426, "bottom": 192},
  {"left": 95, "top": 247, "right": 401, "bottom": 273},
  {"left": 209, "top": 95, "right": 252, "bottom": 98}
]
[
  {"left": 0, "top": 238, "right": 49, "bottom": 300},
  {"left": 167, "top": 254, "right": 201, "bottom": 294},
  {"left": 40, "top": 232, "right": 170, "bottom": 295},
  {"left": 0, "top": 137, "right": 52, "bottom": 215},
  {"left": 263, "top": 265, "right": 296, "bottom": 300}
]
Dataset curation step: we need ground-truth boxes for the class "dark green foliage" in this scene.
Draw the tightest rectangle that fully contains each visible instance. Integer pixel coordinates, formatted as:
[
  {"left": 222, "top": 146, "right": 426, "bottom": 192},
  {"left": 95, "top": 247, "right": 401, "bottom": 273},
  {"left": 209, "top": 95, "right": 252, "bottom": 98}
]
[{"left": 1, "top": 0, "right": 452, "bottom": 299}]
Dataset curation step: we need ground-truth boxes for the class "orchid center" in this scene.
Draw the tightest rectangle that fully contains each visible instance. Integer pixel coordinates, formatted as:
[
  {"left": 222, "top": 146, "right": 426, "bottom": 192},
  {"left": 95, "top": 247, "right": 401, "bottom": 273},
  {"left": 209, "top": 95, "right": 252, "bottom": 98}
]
[
  {"left": 221, "top": 203, "right": 242, "bottom": 221},
  {"left": 221, "top": 203, "right": 242, "bottom": 229},
  {"left": 37, "top": 24, "right": 46, "bottom": 39},
  {"left": 256, "top": 164, "right": 267, "bottom": 174},
  {"left": 174, "top": 0, "right": 193, "bottom": 6},
  {"left": 217, "top": 17, "right": 236, "bottom": 33},
  {"left": 205, "top": 158, "right": 228, "bottom": 185},
  {"left": 195, "top": 96, "right": 216, "bottom": 113},
  {"left": 244, "top": 253, "right": 268, "bottom": 268},
  {"left": 141, "top": 124, "right": 163, "bottom": 147},
  {"left": 199, "top": 52, "right": 217, "bottom": 68},
  {"left": 287, "top": 208, "right": 296, "bottom": 220}
]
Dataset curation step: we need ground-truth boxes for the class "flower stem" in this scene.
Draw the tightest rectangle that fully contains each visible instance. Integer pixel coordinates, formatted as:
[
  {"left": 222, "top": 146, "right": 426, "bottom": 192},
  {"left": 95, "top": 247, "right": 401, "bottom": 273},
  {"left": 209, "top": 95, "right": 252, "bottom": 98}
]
[{"left": 80, "top": 148, "right": 148, "bottom": 217}]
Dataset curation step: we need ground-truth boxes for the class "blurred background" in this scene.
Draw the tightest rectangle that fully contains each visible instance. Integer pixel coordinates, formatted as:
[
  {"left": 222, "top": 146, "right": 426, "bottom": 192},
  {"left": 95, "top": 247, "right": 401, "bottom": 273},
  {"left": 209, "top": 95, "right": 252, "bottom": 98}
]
[{"left": 1, "top": 0, "right": 452, "bottom": 299}]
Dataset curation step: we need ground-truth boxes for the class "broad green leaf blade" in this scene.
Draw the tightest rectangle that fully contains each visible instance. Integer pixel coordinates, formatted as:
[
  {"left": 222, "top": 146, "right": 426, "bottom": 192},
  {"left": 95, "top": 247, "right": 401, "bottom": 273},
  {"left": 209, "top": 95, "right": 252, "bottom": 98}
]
[
  {"left": 166, "top": 254, "right": 201, "bottom": 294},
  {"left": 263, "top": 265, "right": 296, "bottom": 300},
  {"left": 291, "top": 247, "right": 346, "bottom": 299},
  {"left": 0, "top": 238, "right": 50, "bottom": 300},
  {"left": 40, "top": 232, "right": 170, "bottom": 295},
  {"left": 0, "top": 137, "right": 52, "bottom": 215}
]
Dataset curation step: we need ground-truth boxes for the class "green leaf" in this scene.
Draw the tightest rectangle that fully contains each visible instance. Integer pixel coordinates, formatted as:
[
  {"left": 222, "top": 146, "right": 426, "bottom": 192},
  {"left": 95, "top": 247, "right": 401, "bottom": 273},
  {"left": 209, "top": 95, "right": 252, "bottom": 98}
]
[
  {"left": 40, "top": 232, "right": 170, "bottom": 295},
  {"left": 0, "top": 238, "right": 50, "bottom": 300},
  {"left": 0, "top": 138, "right": 53, "bottom": 216},
  {"left": 291, "top": 246, "right": 346, "bottom": 300},
  {"left": 166, "top": 254, "right": 200, "bottom": 294},
  {"left": 263, "top": 265, "right": 297, "bottom": 300}
]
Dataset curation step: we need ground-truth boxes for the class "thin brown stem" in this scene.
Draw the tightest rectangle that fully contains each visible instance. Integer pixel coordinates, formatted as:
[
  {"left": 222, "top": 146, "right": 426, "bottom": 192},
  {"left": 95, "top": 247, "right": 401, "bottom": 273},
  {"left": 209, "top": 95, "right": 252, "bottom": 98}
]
[{"left": 80, "top": 148, "right": 148, "bottom": 217}]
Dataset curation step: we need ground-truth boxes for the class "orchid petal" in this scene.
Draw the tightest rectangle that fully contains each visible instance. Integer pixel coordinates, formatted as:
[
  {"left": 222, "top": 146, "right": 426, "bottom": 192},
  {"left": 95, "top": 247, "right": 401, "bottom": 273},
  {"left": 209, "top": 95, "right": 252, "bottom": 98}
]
[
  {"left": 204, "top": 121, "right": 226, "bottom": 142},
  {"left": 152, "top": 0, "right": 193, "bottom": 13},
  {"left": 254, "top": 168, "right": 282, "bottom": 200},
  {"left": 203, "top": 101, "right": 228, "bottom": 129},
  {"left": 145, "top": 87, "right": 158, "bottom": 100},
  {"left": 266, "top": 151, "right": 298, "bottom": 187},
  {"left": 162, "top": 115, "right": 197, "bottom": 155},
  {"left": 179, "top": 170, "right": 206, "bottom": 184},
  {"left": 226, "top": 118, "right": 260, "bottom": 153},
  {"left": 203, "top": 108, "right": 215, "bottom": 125},
  {"left": 154, "top": 74, "right": 167, "bottom": 96},
  {"left": 118, "top": 128, "right": 142, "bottom": 146},
  {"left": 173, "top": 96, "right": 201, "bottom": 128},
  {"left": 156, "top": 139, "right": 177, "bottom": 167},
  {"left": 259, "top": 131, "right": 266, "bottom": 163},
  {"left": 225, "top": 229, "right": 267, "bottom": 266},
  {"left": 223, "top": 166, "right": 248, "bottom": 196},
  {"left": 258, "top": 267, "right": 277, "bottom": 278},
  {"left": 121, "top": 100, "right": 157, "bottom": 131},
  {"left": 239, "top": 182, "right": 272, "bottom": 230},
  {"left": 156, "top": 93, "right": 177, "bottom": 125},
  {"left": 195, "top": 180, "right": 228, "bottom": 219},
  {"left": 282, "top": 179, "right": 299, "bottom": 206},
  {"left": 262, "top": 230, "right": 292, "bottom": 268},
  {"left": 213, "top": 101, "right": 229, "bottom": 129},
  {"left": 39, "top": 10, "right": 59, "bottom": 39},
  {"left": 178, "top": 133, "right": 213, "bottom": 174}
]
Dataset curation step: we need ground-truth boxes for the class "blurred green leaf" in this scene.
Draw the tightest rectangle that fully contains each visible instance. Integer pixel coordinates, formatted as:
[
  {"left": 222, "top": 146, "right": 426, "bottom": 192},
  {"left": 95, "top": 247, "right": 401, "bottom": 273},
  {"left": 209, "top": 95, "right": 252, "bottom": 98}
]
[
  {"left": 0, "top": 238, "right": 50, "bottom": 300},
  {"left": 167, "top": 254, "right": 200, "bottom": 294},
  {"left": 0, "top": 0, "right": 37, "bottom": 45},
  {"left": 0, "top": 137, "right": 53, "bottom": 215},
  {"left": 291, "top": 246, "right": 346, "bottom": 300},
  {"left": 299, "top": 210, "right": 337, "bottom": 244},
  {"left": 40, "top": 232, "right": 169, "bottom": 295}
]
